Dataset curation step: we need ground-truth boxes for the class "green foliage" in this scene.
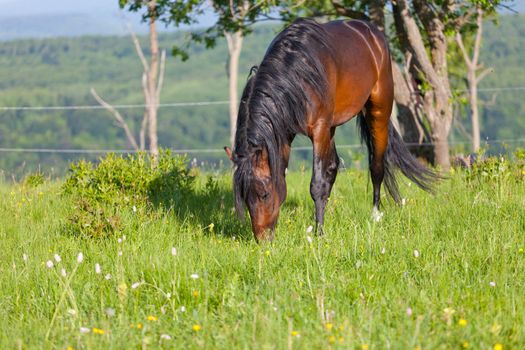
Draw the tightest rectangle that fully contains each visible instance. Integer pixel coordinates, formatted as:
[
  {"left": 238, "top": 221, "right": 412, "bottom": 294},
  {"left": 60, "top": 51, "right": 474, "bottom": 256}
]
[
  {"left": 23, "top": 171, "right": 46, "bottom": 188},
  {"left": 62, "top": 150, "right": 194, "bottom": 237}
]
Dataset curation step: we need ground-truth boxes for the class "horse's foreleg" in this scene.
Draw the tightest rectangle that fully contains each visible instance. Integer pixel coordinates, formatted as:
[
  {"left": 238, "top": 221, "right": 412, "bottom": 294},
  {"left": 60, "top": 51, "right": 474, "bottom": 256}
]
[{"left": 310, "top": 127, "right": 339, "bottom": 235}]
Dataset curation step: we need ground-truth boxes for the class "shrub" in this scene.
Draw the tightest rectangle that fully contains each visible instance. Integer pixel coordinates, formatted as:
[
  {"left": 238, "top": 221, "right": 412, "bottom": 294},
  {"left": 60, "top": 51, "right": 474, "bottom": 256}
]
[
  {"left": 23, "top": 171, "right": 46, "bottom": 188},
  {"left": 62, "top": 150, "right": 195, "bottom": 238}
]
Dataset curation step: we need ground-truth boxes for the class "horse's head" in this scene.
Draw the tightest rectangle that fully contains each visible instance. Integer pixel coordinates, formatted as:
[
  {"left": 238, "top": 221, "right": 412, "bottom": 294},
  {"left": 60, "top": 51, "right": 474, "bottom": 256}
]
[{"left": 225, "top": 144, "right": 286, "bottom": 241}]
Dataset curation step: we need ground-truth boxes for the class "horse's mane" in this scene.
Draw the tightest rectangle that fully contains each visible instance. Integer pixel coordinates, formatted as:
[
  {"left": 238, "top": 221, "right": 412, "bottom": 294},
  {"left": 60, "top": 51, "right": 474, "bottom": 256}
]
[{"left": 232, "top": 18, "right": 334, "bottom": 215}]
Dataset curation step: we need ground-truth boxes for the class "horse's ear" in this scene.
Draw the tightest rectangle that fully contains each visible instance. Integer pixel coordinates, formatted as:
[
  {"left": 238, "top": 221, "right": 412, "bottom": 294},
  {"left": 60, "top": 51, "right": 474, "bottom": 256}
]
[{"left": 224, "top": 146, "right": 233, "bottom": 161}]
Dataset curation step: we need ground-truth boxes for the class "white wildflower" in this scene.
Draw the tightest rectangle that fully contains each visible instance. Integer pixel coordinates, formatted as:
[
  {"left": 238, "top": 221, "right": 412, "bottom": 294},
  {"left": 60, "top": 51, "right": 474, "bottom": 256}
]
[
  {"left": 132, "top": 205, "right": 137, "bottom": 213},
  {"left": 489, "top": 281, "right": 496, "bottom": 287},
  {"left": 54, "top": 254, "right": 61, "bottom": 263},
  {"left": 76, "top": 252, "right": 84, "bottom": 263},
  {"left": 180, "top": 306, "right": 186, "bottom": 313},
  {"left": 118, "top": 251, "right": 123, "bottom": 256},
  {"left": 306, "top": 225, "right": 313, "bottom": 233},
  {"left": 61, "top": 268, "right": 67, "bottom": 277},
  {"left": 171, "top": 247, "right": 177, "bottom": 256},
  {"left": 95, "top": 263, "right": 101, "bottom": 274},
  {"left": 381, "top": 247, "right": 386, "bottom": 254},
  {"left": 160, "top": 334, "right": 171, "bottom": 340},
  {"left": 306, "top": 235, "right": 313, "bottom": 244},
  {"left": 406, "top": 307, "right": 413, "bottom": 316},
  {"left": 23, "top": 254, "right": 28, "bottom": 262},
  {"left": 46, "top": 260, "right": 54, "bottom": 268},
  {"left": 105, "top": 308, "right": 116, "bottom": 317},
  {"left": 80, "top": 327, "right": 90, "bottom": 334},
  {"left": 190, "top": 274, "right": 199, "bottom": 280},
  {"left": 104, "top": 273, "right": 112, "bottom": 280},
  {"left": 131, "top": 282, "right": 141, "bottom": 289},
  {"left": 413, "top": 250, "right": 420, "bottom": 258}
]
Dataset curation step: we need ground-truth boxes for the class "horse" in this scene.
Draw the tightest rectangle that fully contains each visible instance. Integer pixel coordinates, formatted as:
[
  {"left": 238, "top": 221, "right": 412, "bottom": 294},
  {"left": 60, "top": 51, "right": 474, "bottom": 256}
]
[{"left": 224, "top": 18, "right": 436, "bottom": 241}]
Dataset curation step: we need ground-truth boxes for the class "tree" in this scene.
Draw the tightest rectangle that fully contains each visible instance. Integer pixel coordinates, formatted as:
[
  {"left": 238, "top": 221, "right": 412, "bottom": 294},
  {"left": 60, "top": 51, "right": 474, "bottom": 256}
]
[
  {"left": 455, "top": 5, "right": 495, "bottom": 153},
  {"left": 121, "top": 0, "right": 275, "bottom": 147}
]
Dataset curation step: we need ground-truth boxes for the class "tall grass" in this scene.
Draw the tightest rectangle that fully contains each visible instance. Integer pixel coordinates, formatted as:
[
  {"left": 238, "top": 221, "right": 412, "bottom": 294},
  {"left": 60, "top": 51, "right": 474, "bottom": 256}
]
[{"left": 1, "top": 165, "right": 524, "bottom": 349}]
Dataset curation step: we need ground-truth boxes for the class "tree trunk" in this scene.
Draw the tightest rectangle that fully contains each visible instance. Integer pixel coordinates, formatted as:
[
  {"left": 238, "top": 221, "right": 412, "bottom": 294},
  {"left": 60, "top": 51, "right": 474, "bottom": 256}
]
[
  {"left": 147, "top": 0, "right": 159, "bottom": 160},
  {"left": 225, "top": 31, "right": 243, "bottom": 148},
  {"left": 455, "top": 7, "right": 491, "bottom": 153}
]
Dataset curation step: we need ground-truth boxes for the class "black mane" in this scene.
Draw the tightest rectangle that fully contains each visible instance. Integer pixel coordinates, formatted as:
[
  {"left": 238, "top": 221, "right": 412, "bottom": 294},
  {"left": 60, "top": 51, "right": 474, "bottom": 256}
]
[{"left": 232, "top": 18, "right": 334, "bottom": 214}]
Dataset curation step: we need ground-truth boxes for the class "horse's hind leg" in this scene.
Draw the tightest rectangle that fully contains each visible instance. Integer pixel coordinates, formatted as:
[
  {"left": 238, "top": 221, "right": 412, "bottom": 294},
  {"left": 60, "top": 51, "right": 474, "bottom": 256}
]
[
  {"left": 363, "top": 94, "right": 392, "bottom": 217},
  {"left": 310, "top": 126, "right": 339, "bottom": 235}
]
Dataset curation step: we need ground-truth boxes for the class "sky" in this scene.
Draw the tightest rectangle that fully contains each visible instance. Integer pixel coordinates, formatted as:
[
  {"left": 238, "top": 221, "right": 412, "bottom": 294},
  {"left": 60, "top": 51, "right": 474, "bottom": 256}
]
[{"left": 0, "top": 0, "right": 523, "bottom": 39}]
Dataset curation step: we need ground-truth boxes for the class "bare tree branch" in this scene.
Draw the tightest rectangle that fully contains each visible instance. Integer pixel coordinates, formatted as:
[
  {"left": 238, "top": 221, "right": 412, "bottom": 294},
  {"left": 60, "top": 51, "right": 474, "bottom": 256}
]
[
  {"left": 128, "top": 23, "right": 150, "bottom": 74},
  {"left": 90, "top": 88, "right": 139, "bottom": 150},
  {"left": 156, "top": 49, "right": 166, "bottom": 103}
]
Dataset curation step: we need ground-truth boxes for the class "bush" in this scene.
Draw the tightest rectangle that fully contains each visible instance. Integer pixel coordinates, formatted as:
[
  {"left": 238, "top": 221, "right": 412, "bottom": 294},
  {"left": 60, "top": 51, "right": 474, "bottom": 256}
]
[{"left": 62, "top": 150, "right": 195, "bottom": 238}]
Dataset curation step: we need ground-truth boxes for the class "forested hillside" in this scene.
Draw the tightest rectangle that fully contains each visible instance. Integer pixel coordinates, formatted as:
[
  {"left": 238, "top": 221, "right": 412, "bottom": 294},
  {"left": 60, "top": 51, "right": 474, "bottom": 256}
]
[{"left": 0, "top": 14, "right": 524, "bottom": 176}]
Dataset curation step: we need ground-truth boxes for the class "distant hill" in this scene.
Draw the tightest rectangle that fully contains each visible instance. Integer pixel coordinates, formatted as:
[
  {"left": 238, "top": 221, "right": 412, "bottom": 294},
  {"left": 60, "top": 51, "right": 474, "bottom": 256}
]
[{"left": 0, "top": 14, "right": 524, "bottom": 176}]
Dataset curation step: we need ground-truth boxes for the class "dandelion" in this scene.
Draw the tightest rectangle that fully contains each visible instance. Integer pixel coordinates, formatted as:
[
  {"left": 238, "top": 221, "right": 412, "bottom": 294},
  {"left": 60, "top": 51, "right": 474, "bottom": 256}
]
[
  {"left": 208, "top": 223, "right": 215, "bottom": 231},
  {"left": 489, "top": 281, "right": 496, "bottom": 287},
  {"left": 92, "top": 328, "right": 105, "bottom": 335},
  {"left": 493, "top": 344, "right": 503, "bottom": 350},
  {"left": 413, "top": 250, "right": 420, "bottom": 258},
  {"left": 54, "top": 254, "right": 62, "bottom": 263},
  {"left": 61, "top": 268, "right": 67, "bottom": 277},
  {"left": 291, "top": 331, "right": 300, "bottom": 337},
  {"left": 95, "top": 263, "right": 101, "bottom": 274},
  {"left": 131, "top": 282, "right": 141, "bottom": 289},
  {"left": 328, "top": 336, "right": 336, "bottom": 344},
  {"left": 137, "top": 323, "right": 143, "bottom": 330},
  {"left": 160, "top": 334, "right": 171, "bottom": 340},
  {"left": 265, "top": 250, "right": 270, "bottom": 257},
  {"left": 23, "top": 254, "right": 28, "bottom": 262},
  {"left": 180, "top": 306, "right": 186, "bottom": 312},
  {"left": 325, "top": 323, "right": 333, "bottom": 330},
  {"left": 105, "top": 273, "right": 111, "bottom": 280},
  {"left": 463, "top": 341, "right": 470, "bottom": 348},
  {"left": 190, "top": 273, "right": 199, "bottom": 279},
  {"left": 192, "top": 290, "right": 199, "bottom": 298},
  {"left": 362, "top": 344, "right": 369, "bottom": 350},
  {"left": 458, "top": 318, "right": 467, "bottom": 327},
  {"left": 80, "top": 327, "right": 90, "bottom": 334},
  {"left": 46, "top": 260, "right": 54, "bottom": 268},
  {"left": 67, "top": 346, "right": 73, "bottom": 350},
  {"left": 147, "top": 315, "right": 158, "bottom": 321},
  {"left": 76, "top": 252, "right": 84, "bottom": 263},
  {"left": 192, "top": 324, "right": 202, "bottom": 331},
  {"left": 171, "top": 247, "right": 177, "bottom": 256},
  {"left": 406, "top": 307, "right": 413, "bottom": 316},
  {"left": 307, "top": 236, "right": 313, "bottom": 244},
  {"left": 306, "top": 225, "right": 313, "bottom": 233}
]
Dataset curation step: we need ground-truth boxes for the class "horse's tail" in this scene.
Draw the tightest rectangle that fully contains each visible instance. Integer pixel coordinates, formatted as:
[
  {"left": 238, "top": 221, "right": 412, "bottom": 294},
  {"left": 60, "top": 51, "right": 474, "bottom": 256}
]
[{"left": 357, "top": 113, "right": 438, "bottom": 203}]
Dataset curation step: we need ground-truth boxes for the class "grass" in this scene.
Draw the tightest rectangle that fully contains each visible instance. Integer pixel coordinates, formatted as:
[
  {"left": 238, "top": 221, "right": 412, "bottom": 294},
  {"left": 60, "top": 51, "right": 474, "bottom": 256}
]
[{"left": 1, "top": 167, "right": 524, "bottom": 349}]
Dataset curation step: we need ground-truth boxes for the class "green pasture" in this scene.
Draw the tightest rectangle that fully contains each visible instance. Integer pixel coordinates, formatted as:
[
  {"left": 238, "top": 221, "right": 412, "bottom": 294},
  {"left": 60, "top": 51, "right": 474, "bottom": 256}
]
[{"left": 1, "top": 163, "right": 524, "bottom": 349}]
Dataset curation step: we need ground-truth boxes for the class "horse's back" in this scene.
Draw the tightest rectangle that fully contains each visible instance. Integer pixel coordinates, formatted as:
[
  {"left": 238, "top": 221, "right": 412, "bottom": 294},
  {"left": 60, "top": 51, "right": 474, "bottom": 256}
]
[{"left": 321, "top": 20, "right": 392, "bottom": 126}]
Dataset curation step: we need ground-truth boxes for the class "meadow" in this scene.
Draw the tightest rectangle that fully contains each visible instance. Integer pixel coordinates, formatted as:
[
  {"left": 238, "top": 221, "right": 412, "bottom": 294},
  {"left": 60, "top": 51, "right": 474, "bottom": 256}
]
[{"left": 1, "top": 155, "right": 524, "bottom": 349}]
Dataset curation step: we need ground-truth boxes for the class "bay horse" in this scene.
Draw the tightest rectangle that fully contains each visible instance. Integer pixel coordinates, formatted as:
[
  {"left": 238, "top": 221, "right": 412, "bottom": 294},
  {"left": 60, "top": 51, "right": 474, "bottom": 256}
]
[{"left": 224, "top": 18, "right": 436, "bottom": 241}]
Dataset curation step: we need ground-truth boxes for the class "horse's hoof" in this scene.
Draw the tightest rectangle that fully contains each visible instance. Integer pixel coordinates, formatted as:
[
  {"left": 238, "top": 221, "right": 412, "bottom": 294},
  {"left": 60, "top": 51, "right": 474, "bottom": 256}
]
[
  {"left": 316, "top": 224, "right": 325, "bottom": 236},
  {"left": 371, "top": 207, "right": 384, "bottom": 222}
]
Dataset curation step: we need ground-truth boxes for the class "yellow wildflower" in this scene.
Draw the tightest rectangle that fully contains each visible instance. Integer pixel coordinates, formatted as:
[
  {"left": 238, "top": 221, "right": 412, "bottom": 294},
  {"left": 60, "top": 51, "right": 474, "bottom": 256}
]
[
  {"left": 291, "top": 331, "right": 300, "bottom": 337},
  {"left": 325, "top": 323, "right": 333, "bottom": 330},
  {"left": 130, "top": 323, "right": 134, "bottom": 328},
  {"left": 519, "top": 247, "right": 524, "bottom": 253},
  {"left": 147, "top": 315, "right": 158, "bottom": 321},
  {"left": 193, "top": 290, "right": 199, "bottom": 297},
  {"left": 192, "top": 324, "right": 202, "bottom": 331},
  {"left": 362, "top": 344, "right": 369, "bottom": 350},
  {"left": 338, "top": 337, "right": 344, "bottom": 343},
  {"left": 265, "top": 250, "right": 270, "bottom": 256},
  {"left": 328, "top": 336, "right": 336, "bottom": 344},
  {"left": 67, "top": 347, "right": 73, "bottom": 350},
  {"left": 462, "top": 341, "right": 469, "bottom": 348},
  {"left": 137, "top": 323, "right": 143, "bottom": 330},
  {"left": 493, "top": 344, "right": 503, "bottom": 350},
  {"left": 458, "top": 318, "right": 467, "bottom": 327},
  {"left": 92, "top": 328, "right": 105, "bottom": 335}
]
